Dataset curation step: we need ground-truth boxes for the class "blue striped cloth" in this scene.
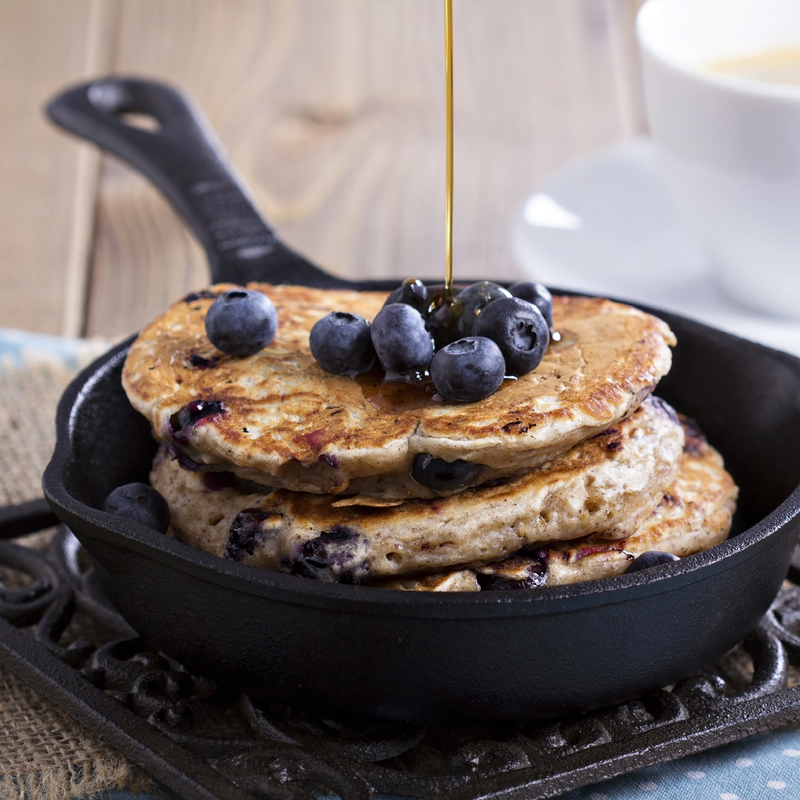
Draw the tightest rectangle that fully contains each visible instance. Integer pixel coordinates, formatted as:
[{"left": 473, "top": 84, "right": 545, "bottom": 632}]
[{"left": 0, "top": 327, "right": 108, "bottom": 373}]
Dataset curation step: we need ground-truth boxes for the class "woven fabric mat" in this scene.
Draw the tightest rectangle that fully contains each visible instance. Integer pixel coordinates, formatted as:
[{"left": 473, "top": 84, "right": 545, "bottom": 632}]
[{"left": 0, "top": 362, "right": 154, "bottom": 799}]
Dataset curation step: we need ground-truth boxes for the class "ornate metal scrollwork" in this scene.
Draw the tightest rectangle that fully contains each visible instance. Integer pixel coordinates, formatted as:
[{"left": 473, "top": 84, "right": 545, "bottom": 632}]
[{"left": 1, "top": 520, "right": 800, "bottom": 800}]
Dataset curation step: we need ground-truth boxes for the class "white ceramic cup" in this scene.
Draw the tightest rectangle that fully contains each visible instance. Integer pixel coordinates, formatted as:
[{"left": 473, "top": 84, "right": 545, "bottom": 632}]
[{"left": 637, "top": 0, "right": 800, "bottom": 319}]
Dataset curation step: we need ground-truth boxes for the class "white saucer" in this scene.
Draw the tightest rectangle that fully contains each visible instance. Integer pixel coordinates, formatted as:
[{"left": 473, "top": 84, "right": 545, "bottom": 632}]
[{"left": 512, "top": 138, "right": 800, "bottom": 358}]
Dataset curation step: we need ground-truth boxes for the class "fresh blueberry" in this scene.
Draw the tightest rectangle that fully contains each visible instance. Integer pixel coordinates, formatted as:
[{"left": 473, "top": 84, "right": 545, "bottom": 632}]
[
  {"left": 430, "top": 337, "right": 506, "bottom": 403},
  {"left": 310, "top": 311, "right": 375, "bottom": 376},
  {"left": 424, "top": 283, "right": 455, "bottom": 304},
  {"left": 473, "top": 296, "right": 549, "bottom": 376},
  {"left": 102, "top": 483, "right": 170, "bottom": 533},
  {"left": 428, "top": 282, "right": 512, "bottom": 349},
  {"left": 411, "top": 454, "right": 483, "bottom": 491},
  {"left": 625, "top": 551, "right": 680, "bottom": 573},
  {"left": 426, "top": 295, "right": 462, "bottom": 349},
  {"left": 508, "top": 281, "right": 553, "bottom": 330},
  {"left": 383, "top": 278, "right": 430, "bottom": 314},
  {"left": 370, "top": 303, "right": 434, "bottom": 376},
  {"left": 454, "top": 282, "right": 512, "bottom": 337},
  {"left": 204, "top": 288, "right": 278, "bottom": 356}
]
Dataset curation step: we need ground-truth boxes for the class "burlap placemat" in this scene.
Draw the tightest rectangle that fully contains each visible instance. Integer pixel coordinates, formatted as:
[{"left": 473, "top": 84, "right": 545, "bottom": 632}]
[
  {"left": 0, "top": 361, "right": 73, "bottom": 505},
  {"left": 0, "top": 362, "right": 154, "bottom": 799}
]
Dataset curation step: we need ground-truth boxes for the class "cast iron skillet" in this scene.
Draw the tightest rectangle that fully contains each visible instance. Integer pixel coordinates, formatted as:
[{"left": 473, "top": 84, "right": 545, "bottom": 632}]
[{"left": 43, "top": 77, "right": 800, "bottom": 723}]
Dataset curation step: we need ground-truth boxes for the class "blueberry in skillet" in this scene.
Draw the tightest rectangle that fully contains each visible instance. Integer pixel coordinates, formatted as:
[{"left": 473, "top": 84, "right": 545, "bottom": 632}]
[
  {"left": 172, "top": 399, "right": 225, "bottom": 433},
  {"left": 371, "top": 303, "right": 434, "bottom": 376},
  {"left": 205, "top": 288, "right": 278, "bottom": 356},
  {"left": 430, "top": 336, "right": 506, "bottom": 402},
  {"left": 383, "top": 278, "right": 430, "bottom": 314},
  {"left": 426, "top": 294, "right": 462, "bottom": 349},
  {"left": 411, "top": 454, "right": 483, "bottom": 491},
  {"left": 508, "top": 281, "right": 554, "bottom": 331},
  {"left": 625, "top": 550, "right": 680, "bottom": 573},
  {"left": 310, "top": 311, "right": 376, "bottom": 376},
  {"left": 103, "top": 482, "right": 170, "bottom": 534},
  {"left": 453, "top": 281, "right": 512, "bottom": 337},
  {"left": 428, "top": 281, "right": 512, "bottom": 348},
  {"left": 473, "top": 296, "right": 549, "bottom": 376}
]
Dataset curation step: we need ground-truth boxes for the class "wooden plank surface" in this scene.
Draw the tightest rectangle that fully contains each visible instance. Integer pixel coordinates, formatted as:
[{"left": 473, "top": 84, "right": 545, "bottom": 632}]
[
  {"left": 0, "top": 0, "right": 118, "bottom": 336},
  {"left": 1, "top": 0, "right": 646, "bottom": 339}
]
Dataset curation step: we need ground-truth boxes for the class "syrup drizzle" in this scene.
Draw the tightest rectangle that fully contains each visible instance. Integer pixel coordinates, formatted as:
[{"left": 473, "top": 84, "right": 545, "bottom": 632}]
[
  {"left": 444, "top": 0, "right": 454, "bottom": 302},
  {"left": 431, "top": 3, "right": 564, "bottom": 354}
]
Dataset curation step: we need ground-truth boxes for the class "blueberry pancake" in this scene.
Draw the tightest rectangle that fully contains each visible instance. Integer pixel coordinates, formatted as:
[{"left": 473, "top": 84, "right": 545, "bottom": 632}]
[
  {"left": 124, "top": 285, "right": 676, "bottom": 500},
  {"left": 150, "top": 396, "right": 684, "bottom": 582},
  {"left": 377, "top": 417, "right": 737, "bottom": 591}
]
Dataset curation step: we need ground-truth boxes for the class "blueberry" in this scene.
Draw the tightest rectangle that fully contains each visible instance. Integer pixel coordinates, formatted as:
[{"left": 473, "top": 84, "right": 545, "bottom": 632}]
[
  {"left": 454, "top": 282, "right": 512, "bottom": 337},
  {"left": 102, "top": 483, "right": 170, "bottom": 533},
  {"left": 508, "top": 281, "right": 553, "bottom": 330},
  {"left": 424, "top": 283, "right": 452, "bottom": 303},
  {"left": 172, "top": 399, "right": 225, "bottom": 433},
  {"left": 625, "top": 551, "right": 680, "bottom": 573},
  {"left": 310, "top": 311, "right": 375, "bottom": 376},
  {"left": 188, "top": 353, "right": 220, "bottom": 369},
  {"left": 473, "top": 296, "right": 549, "bottom": 376},
  {"left": 475, "top": 552, "right": 548, "bottom": 590},
  {"left": 426, "top": 296, "right": 462, "bottom": 349},
  {"left": 476, "top": 573, "right": 546, "bottom": 591},
  {"left": 430, "top": 337, "right": 506, "bottom": 403},
  {"left": 383, "top": 278, "right": 430, "bottom": 314},
  {"left": 411, "top": 454, "right": 483, "bottom": 491},
  {"left": 225, "top": 508, "right": 274, "bottom": 562},
  {"left": 290, "top": 527, "right": 368, "bottom": 583},
  {"left": 370, "top": 303, "right": 434, "bottom": 376},
  {"left": 428, "top": 282, "right": 513, "bottom": 349},
  {"left": 204, "top": 288, "right": 278, "bottom": 356}
]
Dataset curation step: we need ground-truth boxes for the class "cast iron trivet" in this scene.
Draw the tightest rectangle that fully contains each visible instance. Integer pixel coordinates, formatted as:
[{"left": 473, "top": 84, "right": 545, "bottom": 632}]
[{"left": 1, "top": 504, "right": 800, "bottom": 800}]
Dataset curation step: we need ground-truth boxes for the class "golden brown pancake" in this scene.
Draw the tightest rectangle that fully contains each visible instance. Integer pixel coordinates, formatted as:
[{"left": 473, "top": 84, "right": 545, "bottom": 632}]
[
  {"left": 376, "top": 417, "right": 737, "bottom": 591},
  {"left": 125, "top": 284, "right": 675, "bottom": 500},
  {"left": 151, "top": 397, "right": 684, "bottom": 582}
]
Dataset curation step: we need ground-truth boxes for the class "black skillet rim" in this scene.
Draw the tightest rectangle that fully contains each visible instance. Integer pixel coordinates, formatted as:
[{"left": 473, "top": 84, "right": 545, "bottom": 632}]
[{"left": 42, "top": 297, "right": 800, "bottom": 619}]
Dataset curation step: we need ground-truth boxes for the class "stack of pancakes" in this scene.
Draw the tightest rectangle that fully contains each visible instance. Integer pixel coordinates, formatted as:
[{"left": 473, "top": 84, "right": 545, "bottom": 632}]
[{"left": 122, "top": 284, "right": 738, "bottom": 590}]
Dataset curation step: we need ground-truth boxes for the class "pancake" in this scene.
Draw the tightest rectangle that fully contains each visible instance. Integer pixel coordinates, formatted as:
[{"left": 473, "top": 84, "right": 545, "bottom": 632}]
[
  {"left": 377, "top": 417, "right": 737, "bottom": 591},
  {"left": 151, "top": 396, "right": 684, "bottom": 582},
  {"left": 124, "top": 285, "right": 675, "bottom": 500}
]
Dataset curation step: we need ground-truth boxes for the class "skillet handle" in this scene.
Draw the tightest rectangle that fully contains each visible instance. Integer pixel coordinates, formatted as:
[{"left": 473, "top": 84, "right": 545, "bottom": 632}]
[{"left": 46, "top": 77, "right": 351, "bottom": 288}]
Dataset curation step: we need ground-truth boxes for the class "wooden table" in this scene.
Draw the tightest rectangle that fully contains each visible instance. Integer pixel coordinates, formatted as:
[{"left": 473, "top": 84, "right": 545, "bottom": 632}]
[{"left": 0, "top": 0, "right": 646, "bottom": 341}]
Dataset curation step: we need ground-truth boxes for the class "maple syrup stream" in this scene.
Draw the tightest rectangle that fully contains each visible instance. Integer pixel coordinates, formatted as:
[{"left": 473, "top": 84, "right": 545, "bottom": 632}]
[{"left": 444, "top": 0, "right": 454, "bottom": 302}]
